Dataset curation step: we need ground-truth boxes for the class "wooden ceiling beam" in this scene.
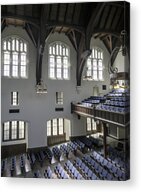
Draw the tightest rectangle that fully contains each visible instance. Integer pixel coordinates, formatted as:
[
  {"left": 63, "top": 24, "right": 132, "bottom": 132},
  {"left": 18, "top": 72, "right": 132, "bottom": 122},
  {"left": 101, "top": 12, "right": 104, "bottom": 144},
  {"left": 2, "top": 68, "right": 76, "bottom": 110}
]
[
  {"left": 2, "top": 14, "right": 39, "bottom": 28},
  {"left": 105, "top": 6, "right": 117, "bottom": 30},
  {"left": 109, "top": 35, "right": 112, "bottom": 53},
  {"left": 99, "top": 33, "right": 109, "bottom": 40},
  {"left": 59, "top": 26, "right": 63, "bottom": 33},
  {"left": 1, "top": 19, "right": 6, "bottom": 32},
  {"left": 71, "top": 3, "right": 76, "bottom": 24},
  {"left": 64, "top": 3, "right": 68, "bottom": 23},
  {"left": 46, "top": 21, "right": 85, "bottom": 34},
  {"left": 86, "top": 3, "right": 106, "bottom": 49},
  {"left": 99, "top": 5, "right": 110, "bottom": 29},
  {"left": 25, "top": 23, "right": 38, "bottom": 47},
  {"left": 56, "top": 4, "right": 60, "bottom": 23}
]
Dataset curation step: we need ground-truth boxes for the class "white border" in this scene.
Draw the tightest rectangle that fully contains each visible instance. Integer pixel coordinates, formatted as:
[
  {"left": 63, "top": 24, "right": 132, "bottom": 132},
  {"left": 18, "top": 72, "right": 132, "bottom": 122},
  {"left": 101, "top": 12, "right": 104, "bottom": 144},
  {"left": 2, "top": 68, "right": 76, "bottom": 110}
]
[{"left": 1, "top": 0, "right": 141, "bottom": 192}]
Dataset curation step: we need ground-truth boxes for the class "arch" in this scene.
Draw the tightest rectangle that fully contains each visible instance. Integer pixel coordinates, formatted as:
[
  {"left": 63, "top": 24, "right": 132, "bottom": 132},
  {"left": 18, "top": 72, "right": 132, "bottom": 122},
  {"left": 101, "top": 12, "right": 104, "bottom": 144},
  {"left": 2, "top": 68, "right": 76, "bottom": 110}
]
[
  {"left": 48, "top": 41, "right": 70, "bottom": 80},
  {"left": 2, "top": 15, "right": 39, "bottom": 28},
  {"left": 2, "top": 35, "right": 29, "bottom": 78},
  {"left": 84, "top": 46, "right": 104, "bottom": 81}
]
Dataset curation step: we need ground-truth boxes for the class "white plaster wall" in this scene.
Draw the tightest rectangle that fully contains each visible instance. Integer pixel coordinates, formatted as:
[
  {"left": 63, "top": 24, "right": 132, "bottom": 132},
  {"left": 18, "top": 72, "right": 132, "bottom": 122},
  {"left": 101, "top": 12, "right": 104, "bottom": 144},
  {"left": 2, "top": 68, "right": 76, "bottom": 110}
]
[
  {"left": 64, "top": 119, "right": 71, "bottom": 141},
  {"left": 1, "top": 26, "right": 111, "bottom": 149},
  {"left": 113, "top": 47, "right": 130, "bottom": 73}
]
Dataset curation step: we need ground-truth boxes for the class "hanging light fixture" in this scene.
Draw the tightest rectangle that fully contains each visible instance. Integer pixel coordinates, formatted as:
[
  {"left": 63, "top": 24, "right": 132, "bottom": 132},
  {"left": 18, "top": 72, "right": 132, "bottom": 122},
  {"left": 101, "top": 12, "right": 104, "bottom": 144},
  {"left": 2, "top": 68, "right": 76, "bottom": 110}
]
[
  {"left": 108, "top": 30, "right": 128, "bottom": 88},
  {"left": 35, "top": 80, "right": 47, "bottom": 94}
]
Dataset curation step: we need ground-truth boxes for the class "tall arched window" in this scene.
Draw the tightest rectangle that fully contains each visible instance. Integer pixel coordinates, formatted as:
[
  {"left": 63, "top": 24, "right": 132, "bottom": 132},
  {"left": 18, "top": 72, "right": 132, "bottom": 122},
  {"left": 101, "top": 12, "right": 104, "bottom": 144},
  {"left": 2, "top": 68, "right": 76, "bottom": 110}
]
[
  {"left": 48, "top": 42, "right": 70, "bottom": 80},
  {"left": 85, "top": 47, "right": 103, "bottom": 81},
  {"left": 2, "top": 36, "right": 28, "bottom": 78}
]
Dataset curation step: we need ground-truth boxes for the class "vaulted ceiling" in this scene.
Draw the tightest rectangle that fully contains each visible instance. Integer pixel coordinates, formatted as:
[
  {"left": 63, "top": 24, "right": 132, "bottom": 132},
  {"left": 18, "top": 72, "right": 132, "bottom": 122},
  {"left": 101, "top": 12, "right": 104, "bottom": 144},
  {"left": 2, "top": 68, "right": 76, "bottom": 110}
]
[{"left": 1, "top": 2, "right": 130, "bottom": 86}]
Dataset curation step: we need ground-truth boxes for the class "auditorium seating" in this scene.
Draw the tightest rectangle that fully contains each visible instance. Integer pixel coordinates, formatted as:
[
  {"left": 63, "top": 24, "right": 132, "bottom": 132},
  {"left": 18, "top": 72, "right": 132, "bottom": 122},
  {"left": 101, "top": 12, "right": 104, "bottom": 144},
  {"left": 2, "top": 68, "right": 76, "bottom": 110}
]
[
  {"left": 88, "top": 136, "right": 103, "bottom": 148},
  {"left": 10, "top": 156, "right": 16, "bottom": 176},
  {"left": 67, "top": 142, "right": 77, "bottom": 154},
  {"left": 107, "top": 146, "right": 126, "bottom": 169},
  {"left": 81, "top": 96, "right": 106, "bottom": 107},
  {"left": 78, "top": 137, "right": 93, "bottom": 150},
  {"left": 90, "top": 151, "right": 126, "bottom": 180},
  {"left": 96, "top": 91, "right": 130, "bottom": 113},
  {"left": 64, "top": 160, "right": 83, "bottom": 179},
  {"left": 44, "top": 147, "right": 53, "bottom": 164},
  {"left": 1, "top": 158, "right": 7, "bottom": 176},
  {"left": 44, "top": 166, "right": 53, "bottom": 179},
  {"left": 27, "top": 152, "right": 36, "bottom": 169},
  {"left": 35, "top": 150, "right": 47, "bottom": 167},
  {"left": 20, "top": 154, "right": 26, "bottom": 173},
  {"left": 60, "top": 144, "right": 69, "bottom": 158},
  {"left": 52, "top": 146, "right": 62, "bottom": 161},
  {"left": 1, "top": 142, "right": 129, "bottom": 180},
  {"left": 72, "top": 140, "right": 85, "bottom": 152},
  {"left": 33, "top": 170, "right": 42, "bottom": 178},
  {"left": 74, "top": 157, "right": 98, "bottom": 180},
  {"left": 54, "top": 163, "right": 69, "bottom": 179}
]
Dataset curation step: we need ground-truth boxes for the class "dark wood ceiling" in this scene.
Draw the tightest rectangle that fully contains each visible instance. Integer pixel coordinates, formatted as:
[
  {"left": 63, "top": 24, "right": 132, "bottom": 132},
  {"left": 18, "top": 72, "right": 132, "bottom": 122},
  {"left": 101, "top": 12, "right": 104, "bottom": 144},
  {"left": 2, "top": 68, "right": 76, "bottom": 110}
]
[{"left": 1, "top": 2, "right": 130, "bottom": 86}]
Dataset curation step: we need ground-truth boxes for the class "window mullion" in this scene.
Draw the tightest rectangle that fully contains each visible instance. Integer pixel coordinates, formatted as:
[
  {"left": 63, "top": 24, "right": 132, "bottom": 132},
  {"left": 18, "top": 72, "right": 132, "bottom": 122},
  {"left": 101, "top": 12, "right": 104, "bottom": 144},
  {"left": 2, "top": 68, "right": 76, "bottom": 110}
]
[
  {"left": 10, "top": 121, "right": 12, "bottom": 140},
  {"left": 24, "top": 122, "right": 26, "bottom": 139},
  {"left": 17, "top": 121, "right": 19, "bottom": 139},
  {"left": 51, "top": 120, "right": 53, "bottom": 136},
  {"left": 91, "top": 59, "right": 93, "bottom": 79},
  {"left": 10, "top": 51, "right": 12, "bottom": 77},
  {"left": 97, "top": 59, "right": 98, "bottom": 80},
  {"left": 61, "top": 57, "right": 63, "bottom": 79},
  {"left": 55, "top": 56, "right": 57, "bottom": 79},
  {"left": 18, "top": 51, "right": 20, "bottom": 78},
  {"left": 57, "top": 119, "right": 59, "bottom": 135},
  {"left": 63, "top": 119, "right": 64, "bottom": 134}
]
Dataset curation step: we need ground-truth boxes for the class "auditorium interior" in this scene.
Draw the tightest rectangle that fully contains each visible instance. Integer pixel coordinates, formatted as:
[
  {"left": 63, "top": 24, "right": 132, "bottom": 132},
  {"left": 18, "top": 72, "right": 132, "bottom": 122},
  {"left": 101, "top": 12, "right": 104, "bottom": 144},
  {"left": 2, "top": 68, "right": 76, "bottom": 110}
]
[{"left": 1, "top": 2, "right": 130, "bottom": 180}]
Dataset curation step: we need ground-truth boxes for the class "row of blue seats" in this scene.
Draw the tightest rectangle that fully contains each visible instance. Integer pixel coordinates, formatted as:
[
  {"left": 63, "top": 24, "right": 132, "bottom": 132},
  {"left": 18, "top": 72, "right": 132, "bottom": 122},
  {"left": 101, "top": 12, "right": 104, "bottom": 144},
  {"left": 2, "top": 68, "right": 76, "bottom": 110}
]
[
  {"left": 96, "top": 104, "right": 129, "bottom": 113},
  {"left": 82, "top": 96, "right": 106, "bottom": 104},
  {"left": 20, "top": 154, "right": 26, "bottom": 173},
  {"left": 44, "top": 166, "right": 53, "bottom": 179},
  {"left": 88, "top": 136, "right": 103, "bottom": 148},
  {"left": 60, "top": 144, "right": 69, "bottom": 157},
  {"left": 67, "top": 142, "right": 77, "bottom": 152},
  {"left": 52, "top": 146, "right": 62, "bottom": 161},
  {"left": 10, "top": 156, "right": 16, "bottom": 176},
  {"left": 72, "top": 140, "right": 85, "bottom": 151},
  {"left": 64, "top": 160, "right": 83, "bottom": 179},
  {"left": 59, "top": 141, "right": 84, "bottom": 158},
  {"left": 27, "top": 152, "right": 36, "bottom": 168},
  {"left": 44, "top": 148, "right": 53, "bottom": 164},
  {"left": 81, "top": 102, "right": 93, "bottom": 107},
  {"left": 90, "top": 152, "right": 126, "bottom": 180},
  {"left": 74, "top": 157, "right": 98, "bottom": 180},
  {"left": 33, "top": 170, "right": 42, "bottom": 178},
  {"left": 108, "top": 146, "right": 124, "bottom": 157},
  {"left": 1, "top": 158, "right": 7, "bottom": 176},
  {"left": 89, "top": 96, "right": 106, "bottom": 100},
  {"left": 105, "top": 100, "right": 129, "bottom": 107},
  {"left": 108, "top": 97, "right": 129, "bottom": 102},
  {"left": 82, "top": 155, "right": 119, "bottom": 180},
  {"left": 108, "top": 146, "right": 127, "bottom": 169},
  {"left": 79, "top": 137, "right": 93, "bottom": 149},
  {"left": 35, "top": 151, "right": 46, "bottom": 167},
  {"left": 54, "top": 163, "right": 69, "bottom": 179}
]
